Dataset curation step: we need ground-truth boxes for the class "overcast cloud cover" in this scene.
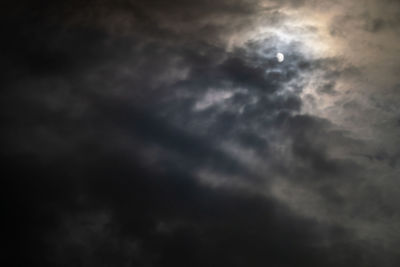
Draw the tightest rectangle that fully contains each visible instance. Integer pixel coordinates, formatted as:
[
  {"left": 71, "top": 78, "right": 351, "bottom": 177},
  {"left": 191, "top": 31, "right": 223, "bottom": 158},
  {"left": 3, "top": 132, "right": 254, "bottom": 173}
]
[{"left": 2, "top": 0, "right": 400, "bottom": 266}]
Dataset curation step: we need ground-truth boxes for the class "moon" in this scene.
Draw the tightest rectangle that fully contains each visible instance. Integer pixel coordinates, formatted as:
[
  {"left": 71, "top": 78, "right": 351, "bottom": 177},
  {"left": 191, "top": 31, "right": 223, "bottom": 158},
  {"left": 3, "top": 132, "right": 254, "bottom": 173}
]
[{"left": 276, "top": 52, "right": 285, "bottom": 62}]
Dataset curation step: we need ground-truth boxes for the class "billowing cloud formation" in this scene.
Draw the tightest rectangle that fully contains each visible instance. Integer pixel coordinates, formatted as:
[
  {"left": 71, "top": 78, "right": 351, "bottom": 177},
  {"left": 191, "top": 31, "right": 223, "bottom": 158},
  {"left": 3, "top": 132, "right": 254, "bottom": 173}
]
[{"left": 2, "top": 0, "right": 400, "bottom": 266}]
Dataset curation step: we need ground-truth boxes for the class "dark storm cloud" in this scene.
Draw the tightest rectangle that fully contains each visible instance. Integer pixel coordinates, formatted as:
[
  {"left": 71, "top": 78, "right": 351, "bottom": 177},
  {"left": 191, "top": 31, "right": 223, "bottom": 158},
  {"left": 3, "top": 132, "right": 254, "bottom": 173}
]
[
  {"left": 3, "top": 148, "right": 360, "bottom": 267},
  {"left": 1, "top": 0, "right": 260, "bottom": 44},
  {"left": 3, "top": 0, "right": 400, "bottom": 266}
]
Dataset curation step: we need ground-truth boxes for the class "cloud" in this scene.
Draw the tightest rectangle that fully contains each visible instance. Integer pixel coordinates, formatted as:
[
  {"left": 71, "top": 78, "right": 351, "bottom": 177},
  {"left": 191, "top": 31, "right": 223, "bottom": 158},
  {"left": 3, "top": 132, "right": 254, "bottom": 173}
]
[
  {"left": 2, "top": 0, "right": 400, "bottom": 266},
  {"left": 2, "top": 149, "right": 367, "bottom": 267}
]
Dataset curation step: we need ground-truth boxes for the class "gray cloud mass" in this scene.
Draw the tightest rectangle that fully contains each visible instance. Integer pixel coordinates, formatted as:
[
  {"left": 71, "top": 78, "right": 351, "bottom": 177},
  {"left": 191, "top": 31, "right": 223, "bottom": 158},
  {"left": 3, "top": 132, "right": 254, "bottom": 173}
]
[{"left": 2, "top": 0, "right": 400, "bottom": 266}]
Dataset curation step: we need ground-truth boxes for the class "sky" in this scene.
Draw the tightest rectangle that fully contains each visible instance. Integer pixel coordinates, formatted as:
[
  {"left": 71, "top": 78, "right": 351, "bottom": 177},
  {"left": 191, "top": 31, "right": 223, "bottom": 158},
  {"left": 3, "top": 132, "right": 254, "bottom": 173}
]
[{"left": 2, "top": 0, "right": 400, "bottom": 266}]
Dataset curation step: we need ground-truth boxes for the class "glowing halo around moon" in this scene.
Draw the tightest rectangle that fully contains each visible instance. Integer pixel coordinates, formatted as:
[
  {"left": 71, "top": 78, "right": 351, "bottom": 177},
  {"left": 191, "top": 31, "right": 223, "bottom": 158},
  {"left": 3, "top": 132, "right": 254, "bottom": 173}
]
[{"left": 276, "top": 52, "right": 285, "bottom": 62}]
